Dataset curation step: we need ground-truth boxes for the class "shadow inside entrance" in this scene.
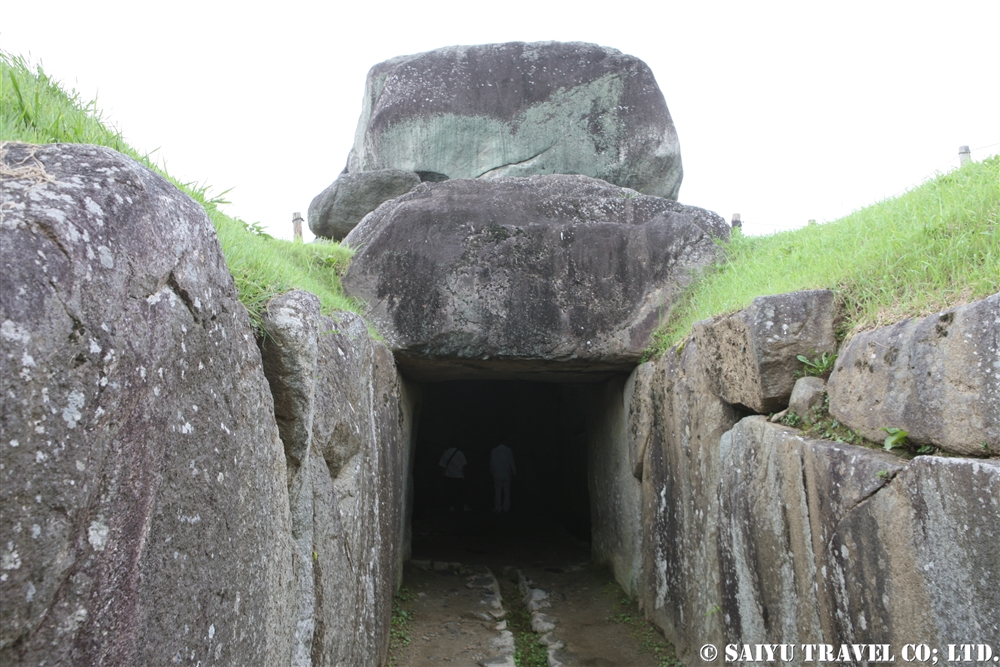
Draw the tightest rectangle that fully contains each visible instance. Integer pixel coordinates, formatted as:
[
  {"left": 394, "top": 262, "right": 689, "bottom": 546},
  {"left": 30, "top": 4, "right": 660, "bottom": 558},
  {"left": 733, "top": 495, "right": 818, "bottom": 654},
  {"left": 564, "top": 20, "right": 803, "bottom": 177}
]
[
  {"left": 409, "top": 379, "right": 603, "bottom": 560},
  {"left": 410, "top": 507, "right": 592, "bottom": 568},
  {"left": 398, "top": 378, "right": 676, "bottom": 667}
]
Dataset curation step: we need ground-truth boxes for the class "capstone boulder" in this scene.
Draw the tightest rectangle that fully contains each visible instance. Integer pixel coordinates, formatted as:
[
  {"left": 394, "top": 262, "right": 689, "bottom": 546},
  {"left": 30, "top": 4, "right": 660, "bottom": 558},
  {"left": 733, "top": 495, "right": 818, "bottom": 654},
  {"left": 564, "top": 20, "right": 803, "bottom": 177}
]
[
  {"left": 346, "top": 41, "right": 683, "bottom": 198},
  {"left": 342, "top": 175, "right": 728, "bottom": 380}
]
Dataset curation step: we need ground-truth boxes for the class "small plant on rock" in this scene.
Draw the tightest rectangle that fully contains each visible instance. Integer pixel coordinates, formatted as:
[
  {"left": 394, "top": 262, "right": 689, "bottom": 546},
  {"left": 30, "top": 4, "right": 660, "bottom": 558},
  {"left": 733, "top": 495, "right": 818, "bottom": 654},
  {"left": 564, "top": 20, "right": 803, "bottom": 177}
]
[
  {"left": 882, "top": 427, "right": 909, "bottom": 451},
  {"left": 780, "top": 394, "right": 869, "bottom": 447},
  {"left": 882, "top": 427, "right": 940, "bottom": 456},
  {"left": 780, "top": 410, "right": 803, "bottom": 428},
  {"left": 796, "top": 351, "right": 837, "bottom": 378}
]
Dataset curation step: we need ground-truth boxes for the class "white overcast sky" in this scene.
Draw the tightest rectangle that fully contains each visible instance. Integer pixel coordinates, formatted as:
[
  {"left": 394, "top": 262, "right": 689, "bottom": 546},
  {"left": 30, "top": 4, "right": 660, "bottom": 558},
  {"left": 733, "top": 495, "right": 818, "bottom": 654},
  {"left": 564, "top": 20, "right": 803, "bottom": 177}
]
[{"left": 3, "top": 0, "right": 997, "bottom": 240}]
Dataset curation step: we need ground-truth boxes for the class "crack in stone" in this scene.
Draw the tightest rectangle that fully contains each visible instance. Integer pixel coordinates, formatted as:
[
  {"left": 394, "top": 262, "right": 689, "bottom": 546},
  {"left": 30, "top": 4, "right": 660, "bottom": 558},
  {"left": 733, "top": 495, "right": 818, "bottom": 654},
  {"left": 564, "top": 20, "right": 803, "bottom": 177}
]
[
  {"left": 474, "top": 144, "right": 558, "bottom": 179},
  {"left": 30, "top": 218, "right": 74, "bottom": 264},
  {"left": 166, "top": 271, "right": 201, "bottom": 325},
  {"left": 824, "top": 461, "right": 906, "bottom": 557}
]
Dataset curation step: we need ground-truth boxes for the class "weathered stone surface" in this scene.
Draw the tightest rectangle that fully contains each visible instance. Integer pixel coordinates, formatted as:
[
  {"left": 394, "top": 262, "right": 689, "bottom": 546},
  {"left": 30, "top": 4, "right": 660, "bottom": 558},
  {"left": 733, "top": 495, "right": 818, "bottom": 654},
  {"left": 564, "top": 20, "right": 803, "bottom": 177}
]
[
  {"left": 343, "top": 175, "right": 727, "bottom": 380},
  {"left": 637, "top": 341, "right": 741, "bottom": 661},
  {"left": 826, "top": 456, "right": 1000, "bottom": 647},
  {"left": 717, "top": 417, "right": 905, "bottom": 648},
  {"left": 530, "top": 612, "right": 558, "bottom": 633},
  {"left": 586, "top": 375, "right": 642, "bottom": 597},
  {"left": 620, "top": 289, "right": 1000, "bottom": 663},
  {"left": 0, "top": 143, "right": 294, "bottom": 665},
  {"left": 625, "top": 362, "right": 657, "bottom": 481},
  {"left": 260, "top": 291, "right": 416, "bottom": 667},
  {"left": 692, "top": 289, "right": 838, "bottom": 413},
  {"left": 628, "top": 348, "right": 999, "bottom": 663},
  {"left": 788, "top": 376, "right": 826, "bottom": 422},
  {"left": 308, "top": 168, "right": 421, "bottom": 241},
  {"left": 347, "top": 41, "right": 683, "bottom": 198},
  {"left": 828, "top": 293, "right": 1000, "bottom": 455}
]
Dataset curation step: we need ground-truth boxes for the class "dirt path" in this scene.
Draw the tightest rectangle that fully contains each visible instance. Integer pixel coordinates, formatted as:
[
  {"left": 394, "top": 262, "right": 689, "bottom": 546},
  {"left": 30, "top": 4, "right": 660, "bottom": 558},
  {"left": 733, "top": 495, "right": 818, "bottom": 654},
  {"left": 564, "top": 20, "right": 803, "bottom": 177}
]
[
  {"left": 390, "top": 562, "right": 510, "bottom": 666},
  {"left": 388, "top": 510, "right": 680, "bottom": 667}
]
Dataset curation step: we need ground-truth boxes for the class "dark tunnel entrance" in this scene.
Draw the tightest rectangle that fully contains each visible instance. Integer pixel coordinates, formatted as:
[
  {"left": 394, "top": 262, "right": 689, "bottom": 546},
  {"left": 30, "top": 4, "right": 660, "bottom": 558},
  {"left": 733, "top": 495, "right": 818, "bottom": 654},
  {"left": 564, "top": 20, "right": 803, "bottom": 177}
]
[{"left": 409, "top": 379, "right": 611, "bottom": 549}]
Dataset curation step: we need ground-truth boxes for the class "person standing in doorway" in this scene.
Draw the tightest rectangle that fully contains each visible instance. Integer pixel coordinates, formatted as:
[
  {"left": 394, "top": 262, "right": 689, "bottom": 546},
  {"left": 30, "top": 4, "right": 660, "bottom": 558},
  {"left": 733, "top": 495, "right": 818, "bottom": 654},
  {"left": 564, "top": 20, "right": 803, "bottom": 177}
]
[
  {"left": 490, "top": 443, "right": 516, "bottom": 513},
  {"left": 439, "top": 445, "right": 468, "bottom": 512}
]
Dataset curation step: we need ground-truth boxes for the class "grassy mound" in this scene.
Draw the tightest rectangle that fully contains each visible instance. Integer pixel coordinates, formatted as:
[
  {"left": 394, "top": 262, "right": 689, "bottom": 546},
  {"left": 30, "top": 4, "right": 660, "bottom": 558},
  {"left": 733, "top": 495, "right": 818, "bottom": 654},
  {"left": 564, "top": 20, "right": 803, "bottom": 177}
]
[
  {"left": 650, "top": 154, "right": 1000, "bottom": 356},
  {"left": 1, "top": 52, "right": 358, "bottom": 332}
]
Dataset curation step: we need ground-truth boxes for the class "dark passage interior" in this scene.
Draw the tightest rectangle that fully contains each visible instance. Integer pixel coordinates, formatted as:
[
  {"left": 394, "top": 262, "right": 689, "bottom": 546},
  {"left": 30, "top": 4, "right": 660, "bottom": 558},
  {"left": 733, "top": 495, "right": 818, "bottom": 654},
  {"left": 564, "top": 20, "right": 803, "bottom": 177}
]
[{"left": 410, "top": 379, "right": 602, "bottom": 545}]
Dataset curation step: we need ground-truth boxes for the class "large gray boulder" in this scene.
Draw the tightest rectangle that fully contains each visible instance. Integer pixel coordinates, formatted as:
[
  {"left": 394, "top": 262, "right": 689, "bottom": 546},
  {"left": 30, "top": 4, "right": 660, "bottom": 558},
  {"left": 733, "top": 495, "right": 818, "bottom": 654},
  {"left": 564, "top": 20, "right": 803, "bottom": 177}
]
[
  {"left": 309, "top": 168, "right": 421, "bottom": 241},
  {"left": 827, "top": 456, "right": 1000, "bottom": 647},
  {"left": 692, "top": 289, "right": 838, "bottom": 413},
  {"left": 717, "top": 417, "right": 906, "bottom": 648},
  {"left": 260, "top": 291, "right": 417, "bottom": 667},
  {"left": 636, "top": 341, "right": 741, "bottom": 661},
  {"left": 828, "top": 293, "right": 999, "bottom": 455},
  {"left": 0, "top": 144, "right": 294, "bottom": 665},
  {"left": 342, "top": 175, "right": 728, "bottom": 380},
  {"left": 619, "top": 289, "right": 1000, "bottom": 663},
  {"left": 347, "top": 41, "right": 683, "bottom": 198}
]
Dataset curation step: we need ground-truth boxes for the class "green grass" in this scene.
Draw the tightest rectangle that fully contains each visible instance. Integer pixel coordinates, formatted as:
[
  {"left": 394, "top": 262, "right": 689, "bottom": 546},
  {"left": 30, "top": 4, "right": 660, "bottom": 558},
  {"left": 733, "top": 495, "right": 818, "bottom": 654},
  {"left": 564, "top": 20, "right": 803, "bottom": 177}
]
[
  {"left": 1, "top": 51, "right": 359, "bottom": 332},
  {"left": 604, "top": 581, "right": 684, "bottom": 667},
  {"left": 506, "top": 605, "right": 549, "bottom": 667},
  {"left": 386, "top": 587, "right": 414, "bottom": 667},
  {"left": 650, "top": 155, "right": 1000, "bottom": 356}
]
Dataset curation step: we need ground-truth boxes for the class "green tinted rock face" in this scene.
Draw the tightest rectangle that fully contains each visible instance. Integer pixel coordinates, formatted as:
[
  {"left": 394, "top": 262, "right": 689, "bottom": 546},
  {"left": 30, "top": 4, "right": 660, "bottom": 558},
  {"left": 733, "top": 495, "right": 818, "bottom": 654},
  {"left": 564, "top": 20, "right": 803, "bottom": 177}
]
[{"left": 347, "top": 42, "right": 683, "bottom": 199}]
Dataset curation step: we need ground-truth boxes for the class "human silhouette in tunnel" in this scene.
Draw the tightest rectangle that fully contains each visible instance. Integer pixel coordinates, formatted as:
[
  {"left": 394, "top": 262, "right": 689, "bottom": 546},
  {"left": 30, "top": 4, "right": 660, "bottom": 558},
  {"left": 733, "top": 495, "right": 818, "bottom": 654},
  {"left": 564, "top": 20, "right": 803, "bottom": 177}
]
[
  {"left": 439, "top": 445, "right": 469, "bottom": 512},
  {"left": 490, "top": 443, "right": 516, "bottom": 512}
]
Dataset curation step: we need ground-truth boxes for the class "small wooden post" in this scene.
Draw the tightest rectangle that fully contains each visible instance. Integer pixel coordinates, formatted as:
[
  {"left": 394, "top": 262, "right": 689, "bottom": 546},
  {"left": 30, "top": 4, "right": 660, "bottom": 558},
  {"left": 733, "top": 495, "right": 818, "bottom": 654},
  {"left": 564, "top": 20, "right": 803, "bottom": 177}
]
[
  {"left": 292, "top": 211, "right": 304, "bottom": 241},
  {"left": 958, "top": 145, "right": 971, "bottom": 167},
  {"left": 731, "top": 213, "right": 742, "bottom": 230}
]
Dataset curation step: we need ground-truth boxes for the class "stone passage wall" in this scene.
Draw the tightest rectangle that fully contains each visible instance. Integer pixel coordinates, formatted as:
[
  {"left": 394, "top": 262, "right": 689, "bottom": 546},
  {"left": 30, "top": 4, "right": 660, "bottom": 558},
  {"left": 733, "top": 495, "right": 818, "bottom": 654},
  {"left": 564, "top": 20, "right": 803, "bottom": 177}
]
[
  {"left": 609, "top": 291, "right": 1000, "bottom": 666},
  {"left": 1, "top": 144, "right": 296, "bottom": 665},
  {"left": 260, "top": 292, "right": 417, "bottom": 667},
  {"left": 1, "top": 145, "right": 415, "bottom": 667},
  {"left": 585, "top": 375, "right": 644, "bottom": 599}
]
